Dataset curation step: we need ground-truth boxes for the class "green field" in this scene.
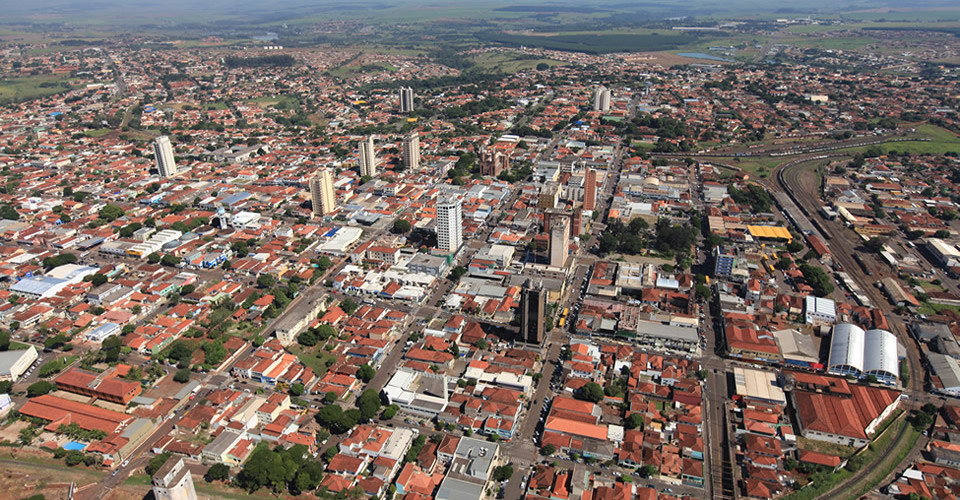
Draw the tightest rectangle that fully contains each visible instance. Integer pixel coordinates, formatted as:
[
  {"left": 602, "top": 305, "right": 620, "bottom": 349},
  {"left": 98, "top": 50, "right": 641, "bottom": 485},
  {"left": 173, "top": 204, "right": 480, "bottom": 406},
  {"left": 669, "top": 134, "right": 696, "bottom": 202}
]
[
  {"left": 288, "top": 344, "right": 337, "bottom": 376},
  {"left": 0, "top": 74, "right": 74, "bottom": 104},
  {"left": 475, "top": 31, "right": 713, "bottom": 54},
  {"left": 241, "top": 96, "right": 300, "bottom": 112},
  {"left": 37, "top": 355, "right": 78, "bottom": 377},
  {"left": 471, "top": 52, "right": 566, "bottom": 73},
  {"left": 327, "top": 62, "right": 398, "bottom": 80}
]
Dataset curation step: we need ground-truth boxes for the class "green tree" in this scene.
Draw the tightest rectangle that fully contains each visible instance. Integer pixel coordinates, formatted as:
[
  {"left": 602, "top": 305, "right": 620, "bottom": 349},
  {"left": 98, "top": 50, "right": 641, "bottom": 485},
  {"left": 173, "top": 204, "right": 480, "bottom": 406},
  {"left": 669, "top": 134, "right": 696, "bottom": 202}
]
[
  {"left": 173, "top": 367, "right": 191, "bottom": 383},
  {"left": 357, "top": 364, "right": 375, "bottom": 382},
  {"left": 290, "top": 383, "right": 304, "bottom": 396},
  {"left": 624, "top": 413, "right": 644, "bottom": 429},
  {"left": 27, "top": 380, "right": 54, "bottom": 397},
  {"left": 492, "top": 465, "right": 514, "bottom": 481},
  {"left": 540, "top": 444, "right": 556, "bottom": 456},
  {"left": 205, "top": 463, "right": 230, "bottom": 482},
  {"left": 449, "top": 266, "right": 467, "bottom": 281},
  {"left": 392, "top": 219, "right": 412, "bottom": 234},
  {"left": 98, "top": 205, "right": 124, "bottom": 222},
  {"left": 256, "top": 274, "right": 276, "bottom": 288},
  {"left": 356, "top": 389, "right": 382, "bottom": 421},
  {"left": 147, "top": 252, "right": 161, "bottom": 264},
  {"left": 146, "top": 453, "right": 171, "bottom": 476},
  {"left": 339, "top": 298, "right": 358, "bottom": 315},
  {"left": 576, "top": 382, "right": 604, "bottom": 403}
]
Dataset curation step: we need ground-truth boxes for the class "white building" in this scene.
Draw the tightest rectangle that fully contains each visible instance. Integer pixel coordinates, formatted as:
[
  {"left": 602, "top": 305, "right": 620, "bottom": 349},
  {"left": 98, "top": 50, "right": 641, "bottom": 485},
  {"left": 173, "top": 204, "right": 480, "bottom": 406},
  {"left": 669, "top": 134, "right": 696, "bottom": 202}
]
[
  {"left": 152, "top": 457, "right": 197, "bottom": 500},
  {"left": 402, "top": 132, "right": 421, "bottom": 171},
  {"left": 927, "top": 238, "right": 960, "bottom": 268},
  {"left": 310, "top": 168, "right": 336, "bottom": 217},
  {"left": 359, "top": 136, "right": 378, "bottom": 178},
  {"left": 0, "top": 346, "right": 38, "bottom": 382},
  {"left": 436, "top": 195, "right": 463, "bottom": 253},
  {"left": 827, "top": 323, "right": 900, "bottom": 385},
  {"left": 399, "top": 87, "right": 414, "bottom": 113},
  {"left": 10, "top": 264, "right": 99, "bottom": 299},
  {"left": 593, "top": 85, "right": 611, "bottom": 112},
  {"left": 85, "top": 322, "right": 122, "bottom": 342},
  {"left": 153, "top": 136, "right": 177, "bottom": 179},
  {"left": 382, "top": 367, "right": 449, "bottom": 417},
  {"left": 804, "top": 296, "right": 837, "bottom": 324}
]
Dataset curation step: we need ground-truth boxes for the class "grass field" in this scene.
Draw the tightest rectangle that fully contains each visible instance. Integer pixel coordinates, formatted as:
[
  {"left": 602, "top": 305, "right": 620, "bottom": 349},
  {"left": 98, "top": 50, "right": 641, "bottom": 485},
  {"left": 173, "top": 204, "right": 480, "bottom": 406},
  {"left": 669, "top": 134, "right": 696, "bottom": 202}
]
[
  {"left": 796, "top": 437, "right": 858, "bottom": 459},
  {"left": 710, "top": 156, "right": 782, "bottom": 178},
  {"left": 84, "top": 128, "right": 113, "bottom": 138},
  {"left": 242, "top": 96, "right": 299, "bottom": 109},
  {"left": 327, "top": 62, "right": 397, "bottom": 80},
  {"left": 471, "top": 52, "right": 565, "bottom": 73},
  {"left": 37, "top": 355, "right": 78, "bottom": 378},
  {"left": 0, "top": 73, "right": 74, "bottom": 104},
  {"left": 288, "top": 344, "right": 337, "bottom": 376}
]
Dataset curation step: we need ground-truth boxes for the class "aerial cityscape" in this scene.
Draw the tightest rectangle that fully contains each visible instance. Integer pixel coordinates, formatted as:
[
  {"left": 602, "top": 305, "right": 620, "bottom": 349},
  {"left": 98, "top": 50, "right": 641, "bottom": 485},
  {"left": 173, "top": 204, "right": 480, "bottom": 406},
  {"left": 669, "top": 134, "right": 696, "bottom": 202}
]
[{"left": 0, "top": 1, "right": 959, "bottom": 499}]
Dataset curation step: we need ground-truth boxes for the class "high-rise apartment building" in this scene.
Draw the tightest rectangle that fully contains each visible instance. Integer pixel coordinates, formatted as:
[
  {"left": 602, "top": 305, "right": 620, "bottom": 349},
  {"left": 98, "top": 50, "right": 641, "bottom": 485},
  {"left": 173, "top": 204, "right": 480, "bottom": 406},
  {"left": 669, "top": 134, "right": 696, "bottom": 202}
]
[
  {"left": 436, "top": 195, "right": 463, "bottom": 253},
  {"left": 359, "top": 136, "right": 377, "bottom": 177},
  {"left": 520, "top": 279, "right": 546, "bottom": 345},
  {"left": 399, "top": 87, "right": 414, "bottom": 113},
  {"left": 153, "top": 136, "right": 177, "bottom": 178},
  {"left": 539, "top": 182, "right": 560, "bottom": 210},
  {"left": 402, "top": 132, "right": 421, "bottom": 171},
  {"left": 549, "top": 216, "right": 570, "bottom": 268},
  {"left": 584, "top": 168, "right": 598, "bottom": 211},
  {"left": 593, "top": 86, "right": 611, "bottom": 112},
  {"left": 310, "top": 168, "right": 336, "bottom": 217}
]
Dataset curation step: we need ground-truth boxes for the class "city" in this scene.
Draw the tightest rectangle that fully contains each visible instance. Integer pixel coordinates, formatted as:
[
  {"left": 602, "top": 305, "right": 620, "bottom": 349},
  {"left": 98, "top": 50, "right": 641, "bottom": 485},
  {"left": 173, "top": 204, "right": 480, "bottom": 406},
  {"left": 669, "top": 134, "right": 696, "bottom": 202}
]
[{"left": 0, "top": 1, "right": 959, "bottom": 500}]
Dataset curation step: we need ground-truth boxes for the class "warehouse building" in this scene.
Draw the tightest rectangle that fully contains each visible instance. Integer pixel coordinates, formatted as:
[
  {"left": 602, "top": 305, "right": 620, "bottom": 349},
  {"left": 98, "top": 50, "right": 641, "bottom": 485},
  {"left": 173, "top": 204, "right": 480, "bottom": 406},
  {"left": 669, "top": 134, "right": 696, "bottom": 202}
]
[{"left": 827, "top": 323, "right": 900, "bottom": 385}]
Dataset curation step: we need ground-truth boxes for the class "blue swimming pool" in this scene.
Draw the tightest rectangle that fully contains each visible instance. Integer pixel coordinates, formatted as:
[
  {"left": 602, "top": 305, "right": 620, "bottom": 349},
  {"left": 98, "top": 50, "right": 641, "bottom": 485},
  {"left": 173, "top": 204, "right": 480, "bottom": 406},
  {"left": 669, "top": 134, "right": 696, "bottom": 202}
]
[{"left": 63, "top": 441, "right": 86, "bottom": 451}]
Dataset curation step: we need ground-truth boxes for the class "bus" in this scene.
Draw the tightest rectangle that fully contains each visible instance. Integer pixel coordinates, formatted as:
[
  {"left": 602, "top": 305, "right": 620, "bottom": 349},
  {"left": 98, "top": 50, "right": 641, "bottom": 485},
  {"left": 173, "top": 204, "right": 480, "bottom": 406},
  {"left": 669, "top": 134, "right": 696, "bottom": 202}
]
[
  {"left": 558, "top": 317, "right": 566, "bottom": 328},
  {"left": 562, "top": 308, "right": 569, "bottom": 318}
]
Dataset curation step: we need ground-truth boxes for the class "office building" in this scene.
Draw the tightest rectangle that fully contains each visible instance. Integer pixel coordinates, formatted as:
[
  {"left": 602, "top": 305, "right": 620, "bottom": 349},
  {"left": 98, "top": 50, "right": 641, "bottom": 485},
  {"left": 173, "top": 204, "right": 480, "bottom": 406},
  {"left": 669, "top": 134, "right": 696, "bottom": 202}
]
[
  {"left": 549, "top": 217, "right": 570, "bottom": 268},
  {"left": 399, "top": 86, "right": 414, "bottom": 113},
  {"left": 593, "top": 86, "right": 611, "bottom": 112},
  {"left": 402, "top": 132, "right": 421, "bottom": 171},
  {"left": 152, "top": 457, "right": 198, "bottom": 500},
  {"left": 436, "top": 195, "right": 463, "bottom": 253},
  {"left": 359, "top": 136, "right": 377, "bottom": 177},
  {"left": 539, "top": 182, "right": 560, "bottom": 210},
  {"left": 584, "top": 168, "right": 598, "bottom": 211},
  {"left": 153, "top": 136, "right": 177, "bottom": 178},
  {"left": 310, "top": 168, "right": 336, "bottom": 216},
  {"left": 520, "top": 279, "right": 546, "bottom": 345}
]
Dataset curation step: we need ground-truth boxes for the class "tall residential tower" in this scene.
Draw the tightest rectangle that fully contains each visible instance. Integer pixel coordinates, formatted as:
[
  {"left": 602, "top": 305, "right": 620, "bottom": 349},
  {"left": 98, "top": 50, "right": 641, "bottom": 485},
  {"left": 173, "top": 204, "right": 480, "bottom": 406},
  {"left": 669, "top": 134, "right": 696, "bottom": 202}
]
[
  {"left": 520, "top": 279, "right": 546, "bottom": 345},
  {"left": 153, "top": 136, "right": 177, "bottom": 178},
  {"left": 359, "top": 136, "right": 377, "bottom": 177},
  {"left": 310, "top": 168, "right": 336, "bottom": 217},
  {"left": 399, "top": 87, "right": 414, "bottom": 113},
  {"left": 402, "top": 133, "right": 421, "bottom": 171},
  {"left": 436, "top": 195, "right": 463, "bottom": 253}
]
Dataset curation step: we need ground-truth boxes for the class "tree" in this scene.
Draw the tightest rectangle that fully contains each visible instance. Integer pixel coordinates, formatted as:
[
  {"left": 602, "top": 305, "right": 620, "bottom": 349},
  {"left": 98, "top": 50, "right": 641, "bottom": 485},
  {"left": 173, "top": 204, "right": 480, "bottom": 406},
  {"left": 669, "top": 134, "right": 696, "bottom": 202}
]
[
  {"left": 146, "top": 453, "right": 171, "bottom": 476},
  {"left": 576, "top": 382, "right": 604, "bottom": 403},
  {"left": 911, "top": 410, "right": 933, "bottom": 431},
  {"left": 392, "top": 219, "right": 412, "bottom": 234},
  {"left": 298, "top": 329, "right": 318, "bottom": 347},
  {"left": 381, "top": 404, "right": 399, "bottom": 420},
  {"left": 174, "top": 367, "right": 191, "bottom": 383},
  {"left": 864, "top": 237, "right": 887, "bottom": 253},
  {"left": 64, "top": 450, "right": 85, "bottom": 466},
  {"left": 290, "top": 383, "right": 304, "bottom": 396},
  {"left": 492, "top": 465, "right": 514, "bottom": 482},
  {"left": 540, "top": 444, "right": 556, "bottom": 456},
  {"left": 256, "top": 274, "right": 276, "bottom": 288},
  {"left": 147, "top": 252, "right": 161, "bottom": 264},
  {"left": 475, "top": 338, "right": 488, "bottom": 350},
  {"left": 90, "top": 274, "right": 108, "bottom": 286},
  {"left": 357, "top": 364, "right": 375, "bottom": 382},
  {"left": 161, "top": 254, "right": 180, "bottom": 267},
  {"left": 339, "top": 298, "right": 358, "bottom": 315},
  {"left": 27, "top": 380, "right": 54, "bottom": 397},
  {"left": 0, "top": 380, "right": 11, "bottom": 394},
  {"left": 356, "top": 389, "right": 382, "bottom": 421},
  {"left": 0, "top": 330, "right": 8, "bottom": 351},
  {"left": 97, "top": 204, "right": 124, "bottom": 222},
  {"left": 784, "top": 457, "right": 797, "bottom": 471},
  {"left": 638, "top": 464, "right": 658, "bottom": 478},
  {"left": 624, "top": 413, "right": 644, "bottom": 429},
  {"left": 449, "top": 266, "right": 467, "bottom": 281},
  {"left": 205, "top": 463, "right": 230, "bottom": 482},
  {"left": 324, "top": 391, "right": 338, "bottom": 404}
]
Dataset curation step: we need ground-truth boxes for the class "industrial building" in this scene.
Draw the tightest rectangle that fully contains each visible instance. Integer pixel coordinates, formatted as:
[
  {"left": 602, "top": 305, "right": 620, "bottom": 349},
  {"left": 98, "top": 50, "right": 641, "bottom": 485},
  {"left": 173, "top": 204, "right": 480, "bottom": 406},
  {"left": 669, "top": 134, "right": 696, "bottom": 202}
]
[
  {"left": 0, "top": 345, "right": 38, "bottom": 382},
  {"left": 826, "top": 323, "right": 900, "bottom": 385}
]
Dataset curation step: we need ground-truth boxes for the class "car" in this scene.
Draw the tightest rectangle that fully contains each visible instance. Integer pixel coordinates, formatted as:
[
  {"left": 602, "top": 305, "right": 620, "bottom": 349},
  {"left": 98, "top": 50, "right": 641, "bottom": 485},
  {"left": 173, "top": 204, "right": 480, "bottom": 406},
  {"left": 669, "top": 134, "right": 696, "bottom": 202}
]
[{"left": 121, "top": 460, "right": 130, "bottom": 467}]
